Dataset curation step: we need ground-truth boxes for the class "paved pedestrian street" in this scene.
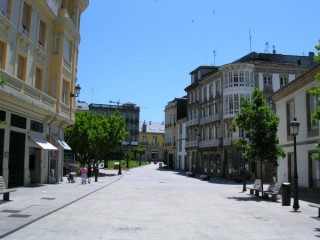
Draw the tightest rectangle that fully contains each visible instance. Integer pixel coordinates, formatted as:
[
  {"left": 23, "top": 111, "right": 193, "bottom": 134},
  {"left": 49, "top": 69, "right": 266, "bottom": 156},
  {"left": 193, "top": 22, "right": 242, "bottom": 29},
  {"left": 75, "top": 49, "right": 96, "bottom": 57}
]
[{"left": 0, "top": 163, "right": 319, "bottom": 240}]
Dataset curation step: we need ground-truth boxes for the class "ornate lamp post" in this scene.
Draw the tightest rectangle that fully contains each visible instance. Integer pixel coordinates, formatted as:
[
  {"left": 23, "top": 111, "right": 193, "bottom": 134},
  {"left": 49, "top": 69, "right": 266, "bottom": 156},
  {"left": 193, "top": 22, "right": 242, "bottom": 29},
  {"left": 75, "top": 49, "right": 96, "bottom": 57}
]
[
  {"left": 118, "top": 159, "right": 122, "bottom": 175},
  {"left": 70, "top": 84, "right": 81, "bottom": 98},
  {"left": 290, "top": 117, "right": 300, "bottom": 211}
]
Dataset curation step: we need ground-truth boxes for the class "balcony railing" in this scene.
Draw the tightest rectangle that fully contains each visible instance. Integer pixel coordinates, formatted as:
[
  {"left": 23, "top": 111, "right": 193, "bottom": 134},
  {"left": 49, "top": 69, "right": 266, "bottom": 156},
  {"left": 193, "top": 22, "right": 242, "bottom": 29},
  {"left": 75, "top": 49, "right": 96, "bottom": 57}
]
[
  {"left": 199, "top": 139, "right": 220, "bottom": 148},
  {"left": 1, "top": 70, "right": 56, "bottom": 111},
  {"left": 200, "top": 114, "right": 221, "bottom": 125},
  {"left": 185, "top": 140, "right": 198, "bottom": 148},
  {"left": 186, "top": 118, "right": 199, "bottom": 127}
]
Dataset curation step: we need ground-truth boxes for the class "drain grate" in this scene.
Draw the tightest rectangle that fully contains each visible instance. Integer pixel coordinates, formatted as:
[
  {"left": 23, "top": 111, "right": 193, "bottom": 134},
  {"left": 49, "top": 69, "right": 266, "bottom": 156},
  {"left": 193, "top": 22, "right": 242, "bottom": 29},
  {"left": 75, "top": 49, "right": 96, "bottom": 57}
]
[
  {"left": 1, "top": 210, "right": 21, "bottom": 213},
  {"left": 8, "top": 214, "right": 31, "bottom": 218},
  {"left": 41, "top": 197, "right": 56, "bottom": 200}
]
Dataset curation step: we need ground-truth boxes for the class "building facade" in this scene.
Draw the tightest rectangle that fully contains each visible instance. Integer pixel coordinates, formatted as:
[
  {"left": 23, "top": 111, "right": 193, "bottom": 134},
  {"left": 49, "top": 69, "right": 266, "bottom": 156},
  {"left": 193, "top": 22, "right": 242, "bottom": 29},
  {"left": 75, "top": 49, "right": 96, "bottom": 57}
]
[
  {"left": 184, "top": 52, "right": 316, "bottom": 179},
  {"left": 0, "top": 0, "right": 88, "bottom": 187},
  {"left": 273, "top": 64, "right": 320, "bottom": 190},
  {"left": 139, "top": 121, "right": 165, "bottom": 162},
  {"left": 164, "top": 97, "right": 187, "bottom": 169},
  {"left": 89, "top": 102, "right": 140, "bottom": 158}
]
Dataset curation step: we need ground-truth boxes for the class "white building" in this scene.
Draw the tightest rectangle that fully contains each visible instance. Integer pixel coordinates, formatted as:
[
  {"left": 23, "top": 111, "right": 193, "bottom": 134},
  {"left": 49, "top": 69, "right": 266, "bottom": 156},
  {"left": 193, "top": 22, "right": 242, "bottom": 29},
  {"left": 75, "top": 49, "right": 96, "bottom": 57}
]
[{"left": 273, "top": 64, "right": 320, "bottom": 189}]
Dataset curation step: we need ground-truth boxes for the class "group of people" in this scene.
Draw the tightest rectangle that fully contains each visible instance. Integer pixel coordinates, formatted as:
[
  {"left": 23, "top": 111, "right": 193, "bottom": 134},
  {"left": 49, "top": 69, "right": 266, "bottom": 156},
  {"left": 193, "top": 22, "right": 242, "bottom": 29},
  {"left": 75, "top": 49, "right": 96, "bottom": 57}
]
[{"left": 67, "top": 163, "right": 99, "bottom": 184}]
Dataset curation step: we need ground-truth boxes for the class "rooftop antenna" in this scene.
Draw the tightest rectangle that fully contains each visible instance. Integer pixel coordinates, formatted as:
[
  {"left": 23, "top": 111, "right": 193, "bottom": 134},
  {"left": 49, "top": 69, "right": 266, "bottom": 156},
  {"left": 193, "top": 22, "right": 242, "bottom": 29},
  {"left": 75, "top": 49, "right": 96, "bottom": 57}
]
[
  {"left": 109, "top": 100, "right": 121, "bottom": 105},
  {"left": 272, "top": 45, "right": 276, "bottom": 54},
  {"left": 249, "top": 28, "right": 252, "bottom": 53},
  {"left": 265, "top": 42, "right": 269, "bottom": 53},
  {"left": 213, "top": 50, "right": 216, "bottom": 65}
]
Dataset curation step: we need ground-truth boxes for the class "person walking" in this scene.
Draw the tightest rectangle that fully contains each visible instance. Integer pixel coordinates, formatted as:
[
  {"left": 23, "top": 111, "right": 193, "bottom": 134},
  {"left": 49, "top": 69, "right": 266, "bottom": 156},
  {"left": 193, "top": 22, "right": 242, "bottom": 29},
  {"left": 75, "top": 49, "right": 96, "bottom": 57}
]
[{"left": 79, "top": 165, "right": 88, "bottom": 184}]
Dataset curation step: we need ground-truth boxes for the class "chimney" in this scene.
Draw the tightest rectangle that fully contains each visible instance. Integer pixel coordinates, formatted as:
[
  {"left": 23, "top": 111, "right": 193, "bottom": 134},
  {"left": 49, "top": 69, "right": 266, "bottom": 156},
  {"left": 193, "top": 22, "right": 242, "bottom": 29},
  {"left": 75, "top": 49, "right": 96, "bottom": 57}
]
[
  {"left": 149, "top": 121, "right": 151, "bottom": 125},
  {"left": 142, "top": 120, "right": 147, "bottom": 132},
  {"left": 297, "top": 58, "right": 301, "bottom": 66},
  {"left": 309, "top": 52, "right": 315, "bottom": 58}
]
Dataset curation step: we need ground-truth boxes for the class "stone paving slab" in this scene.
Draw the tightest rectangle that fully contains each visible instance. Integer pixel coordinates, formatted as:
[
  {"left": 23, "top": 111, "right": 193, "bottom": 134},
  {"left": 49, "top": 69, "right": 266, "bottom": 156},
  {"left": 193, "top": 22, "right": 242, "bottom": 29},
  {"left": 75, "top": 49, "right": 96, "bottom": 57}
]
[{"left": 0, "top": 165, "right": 319, "bottom": 239}]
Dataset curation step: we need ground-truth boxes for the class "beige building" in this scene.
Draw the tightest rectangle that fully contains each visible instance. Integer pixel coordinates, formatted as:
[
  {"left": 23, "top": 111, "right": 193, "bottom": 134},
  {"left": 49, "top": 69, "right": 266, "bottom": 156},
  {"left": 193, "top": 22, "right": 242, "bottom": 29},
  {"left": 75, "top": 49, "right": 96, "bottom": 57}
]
[
  {"left": 0, "top": 0, "right": 88, "bottom": 187},
  {"left": 184, "top": 52, "right": 316, "bottom": 180},
  {"left": 164, "top": 97, "right": 187, "bottom": 169},
  {"left": 139, "top": 121, "right": 165, "bottom": 162}
]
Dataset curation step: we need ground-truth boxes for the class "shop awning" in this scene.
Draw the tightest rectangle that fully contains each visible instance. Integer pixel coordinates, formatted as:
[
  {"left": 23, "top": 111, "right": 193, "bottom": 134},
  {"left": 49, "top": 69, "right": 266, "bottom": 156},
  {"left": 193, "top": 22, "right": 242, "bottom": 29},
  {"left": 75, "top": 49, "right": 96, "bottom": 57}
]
[
  {"left": 29, "top": 136, "right": 58, "bottom": 150},
  {"left": 52, "top": 134, "right": 72, "bottom": 150}
]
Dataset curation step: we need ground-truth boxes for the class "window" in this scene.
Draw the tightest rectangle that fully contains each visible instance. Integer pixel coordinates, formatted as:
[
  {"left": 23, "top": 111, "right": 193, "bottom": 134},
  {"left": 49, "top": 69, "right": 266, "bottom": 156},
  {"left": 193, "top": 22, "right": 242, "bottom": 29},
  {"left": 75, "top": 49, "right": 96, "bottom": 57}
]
[
  {"left": 64, "top": 37, "right": 71, "bottom": 61},
  {"left": 203, "top": 86, "right": 207, "bottom": 101},
  {"left": 0, "top": 41, "right": 5, "bottom": 69},
  {"left": 142, "top": 136, "right": 147, "bottom": 144},
  {"left": 0, "top": 0, "right": 9, "bottom": 19},
  {"left": 209, "top": 83, "right": 213, "bottom": 98},
  {"left": 22, "top": 2, "right": 31, "bottom": 37},
  {"left": 17, "top": 55, "right": 26, "bottom": 80},
  {"left": 280, "top": 76, "right": 288, "bottom": 88},
  {"left": 215, "top": 80, "right": 220, "bottom": 95},
  {"left": 11, "top": 114, "right": 26, "bottom": 129},
  {"left": 233, "top": 71, "right": 239, "bottom": 86},
  {"left": 152, "top": 136, "right": 157, "bottom": 144},
  {"left": 30, "top": 120, "right": 43, "bottom": 133},
  {"left": 53, "top": 32, "right": 59, "bottom": 54},
  {"left": 263, "top": 75, "right": 272, "bottom": 87},
  {"left": 35, "top": 67, "right": 42, "bottom": 90},
  {"left": 238, "top": 71, "right": 244, "bottom": 86},
  {"left": 307, "top": 93, "right": 318, "bottom": 131},
  {"left": 61, "top": 80, "right": 69, "bottom": 104},
  {"left": 38, "top": 20, "right": 46, "bottom": 49},
  {"left": 0, "top": 110, "right": 5, "bottom": 121}
]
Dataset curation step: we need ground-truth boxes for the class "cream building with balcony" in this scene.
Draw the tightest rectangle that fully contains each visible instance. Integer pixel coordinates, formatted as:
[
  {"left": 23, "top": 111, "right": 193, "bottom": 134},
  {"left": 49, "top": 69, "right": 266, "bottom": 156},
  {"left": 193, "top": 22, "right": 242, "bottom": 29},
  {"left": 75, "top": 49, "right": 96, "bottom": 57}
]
[
  {"left": 0, "top": 0, "right": 88, "bottom": 187},
  {"left": 185, "top": 52, "right": 316, "bottom": 180}
]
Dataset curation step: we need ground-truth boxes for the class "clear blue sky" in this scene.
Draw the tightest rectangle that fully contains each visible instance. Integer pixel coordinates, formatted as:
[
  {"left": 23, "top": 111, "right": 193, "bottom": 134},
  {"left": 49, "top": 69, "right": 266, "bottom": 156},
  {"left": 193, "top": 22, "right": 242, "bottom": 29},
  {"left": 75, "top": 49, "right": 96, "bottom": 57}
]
[{"left": 77, "top": 0, "right": 319, "bottom": 122}]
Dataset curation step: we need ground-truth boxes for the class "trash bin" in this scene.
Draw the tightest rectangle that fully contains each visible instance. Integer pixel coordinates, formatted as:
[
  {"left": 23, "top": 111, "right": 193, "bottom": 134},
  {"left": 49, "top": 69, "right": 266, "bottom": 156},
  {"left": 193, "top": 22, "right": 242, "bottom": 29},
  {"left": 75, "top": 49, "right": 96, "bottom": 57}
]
[
  {"left": 282, "top": 182, "right": 291, "bottom": 206},
  {"left": 159, "top": 163, "right": 162, "bottom": 169}
]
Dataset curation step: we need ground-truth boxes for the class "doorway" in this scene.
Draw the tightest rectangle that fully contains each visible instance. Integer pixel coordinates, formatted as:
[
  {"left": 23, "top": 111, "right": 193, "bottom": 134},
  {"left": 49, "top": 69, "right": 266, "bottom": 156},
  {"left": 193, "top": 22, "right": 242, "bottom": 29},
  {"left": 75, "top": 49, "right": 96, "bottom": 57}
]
[
  {"left": 8, "top": 131, "right": 25, "bottom": 187},
  {"left": 29, "top": 147, "right": 41, "bottom": 183}
]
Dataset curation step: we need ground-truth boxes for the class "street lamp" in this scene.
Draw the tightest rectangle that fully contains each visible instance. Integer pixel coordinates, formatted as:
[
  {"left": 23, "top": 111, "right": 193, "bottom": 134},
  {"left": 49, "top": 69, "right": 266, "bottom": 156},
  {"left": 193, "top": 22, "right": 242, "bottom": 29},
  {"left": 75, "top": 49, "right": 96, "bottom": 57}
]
[
  {"left": 290, "top": 117, "right": 300, "bottom": 211},
  {"left": 70, "top": 84, "right": 81, "bottom": 98},
  {"left": 118, "top": 158, "right": 122, "bottom": 175}
]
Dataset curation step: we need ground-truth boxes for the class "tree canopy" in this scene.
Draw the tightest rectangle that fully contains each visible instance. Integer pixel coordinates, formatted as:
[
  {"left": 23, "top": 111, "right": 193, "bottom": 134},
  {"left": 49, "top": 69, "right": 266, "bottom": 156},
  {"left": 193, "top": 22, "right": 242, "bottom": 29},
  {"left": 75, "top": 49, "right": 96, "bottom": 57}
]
[
  {"left": 64, "top": 111, "right": 127, "bottom": 163},
  {"left": 231, "top": 88, "right": 285, "bottom": 168}
]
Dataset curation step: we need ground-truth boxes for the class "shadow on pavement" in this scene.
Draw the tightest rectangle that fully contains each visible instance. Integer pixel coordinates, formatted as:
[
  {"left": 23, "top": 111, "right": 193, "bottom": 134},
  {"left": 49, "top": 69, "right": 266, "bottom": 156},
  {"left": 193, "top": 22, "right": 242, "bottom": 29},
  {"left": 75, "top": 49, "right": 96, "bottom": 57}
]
[{"left": 226, "top": 196, "right": 273, "bottom": 203}]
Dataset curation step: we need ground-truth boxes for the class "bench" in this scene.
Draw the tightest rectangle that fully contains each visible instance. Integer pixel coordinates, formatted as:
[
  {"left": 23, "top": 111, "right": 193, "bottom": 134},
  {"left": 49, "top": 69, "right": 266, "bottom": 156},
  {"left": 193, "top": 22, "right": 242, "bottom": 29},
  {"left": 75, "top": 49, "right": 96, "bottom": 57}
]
[
  {"left": 309, "top": 203, "right": 320, "bottom": 218},
  {"left": 263, "top": 182, "right": 282, "bottom": 201},
  {"left": 247, "top": 179, "right": 262, "bottom": 196},
  {"left": 0, "top": 176, "right": 17, "bottom": 201},
  {"left": 200, "top": 174, "right": 210, "bottom": 181},
  {"left": 186, "top": 172, "right": 196, "bottom": 177}
]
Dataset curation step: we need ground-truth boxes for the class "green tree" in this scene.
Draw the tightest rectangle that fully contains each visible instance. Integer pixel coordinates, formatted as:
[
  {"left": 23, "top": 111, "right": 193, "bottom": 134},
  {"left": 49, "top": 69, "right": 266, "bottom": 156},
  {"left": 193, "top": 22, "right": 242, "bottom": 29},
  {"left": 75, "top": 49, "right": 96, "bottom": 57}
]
[
  {"left": 309, "top": 40, "right": 320, "bottom": 160},
  {"left": 64, "top": 111, "right": 127, "bottom": 165},
  {"left": 134, "top": 147, "right": 146, "bottom": 165},
  {"left": 0, "top": 75, "right": 5, "bottom": 87},
  {"left": 231, "top": 88, "right": 285, "bottom": 191}
]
